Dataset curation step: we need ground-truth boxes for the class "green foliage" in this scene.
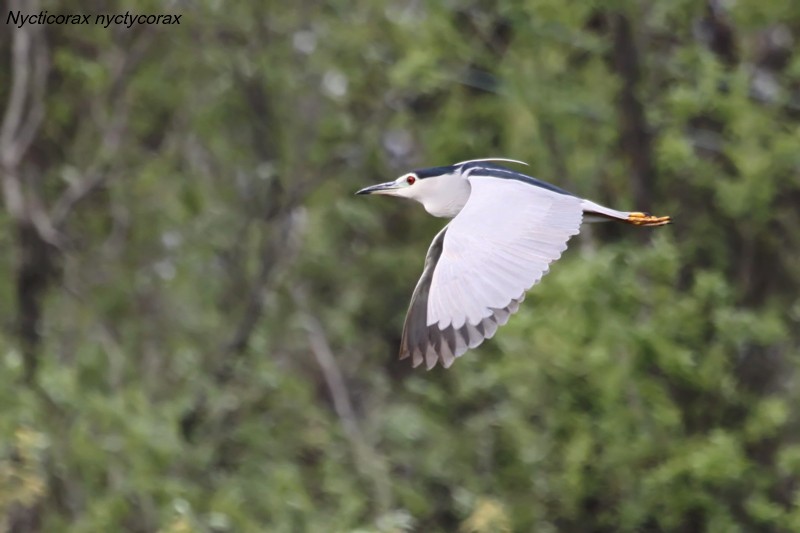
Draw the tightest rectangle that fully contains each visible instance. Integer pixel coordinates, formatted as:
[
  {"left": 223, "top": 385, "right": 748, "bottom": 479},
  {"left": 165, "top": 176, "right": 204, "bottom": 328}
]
[{"left": 2, "top": 0, "right": 800, "bottom": 531}]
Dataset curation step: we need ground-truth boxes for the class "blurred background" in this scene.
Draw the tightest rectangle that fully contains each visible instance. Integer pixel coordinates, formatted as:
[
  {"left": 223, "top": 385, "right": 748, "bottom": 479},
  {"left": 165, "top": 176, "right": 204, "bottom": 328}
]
[{"left": 2, "top": 0, "right": 800, "bottom": 531}]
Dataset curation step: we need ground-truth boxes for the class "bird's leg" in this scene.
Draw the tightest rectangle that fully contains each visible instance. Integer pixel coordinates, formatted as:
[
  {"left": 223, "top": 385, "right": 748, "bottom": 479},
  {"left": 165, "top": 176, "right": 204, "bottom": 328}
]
[{"left": 626, "top": 212, "right": 672, "bottom": 227}]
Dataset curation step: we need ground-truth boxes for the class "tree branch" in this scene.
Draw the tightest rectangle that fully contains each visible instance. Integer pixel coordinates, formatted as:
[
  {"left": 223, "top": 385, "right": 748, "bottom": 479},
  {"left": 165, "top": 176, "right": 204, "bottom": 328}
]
[
  {"left": 0, "top": 0, "right": 33, "bottom": 169},
  {"left": 216, "top": 206, "right": 304, "bottom": 380},
  {"left": 0, "top": 0, "right": 57, "bottom": 387},
  {"left": 293, "top": 289, "right": 392, "bottom": 516},
  {"left": 50, "top": 100, "right": 129, "bottom": 227},
  {"left": 1, "top": 0, "right": 45, "bottom": 222},
  {"left": 49, "top": 23, "right": 158, "bottom": 228}
]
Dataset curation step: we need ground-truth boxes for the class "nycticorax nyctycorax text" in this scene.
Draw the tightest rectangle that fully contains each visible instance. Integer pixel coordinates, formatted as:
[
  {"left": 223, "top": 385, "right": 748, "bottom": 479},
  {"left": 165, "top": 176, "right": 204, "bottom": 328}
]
[{"left": 357, "top": 158, "right": 670, "bottom": 369}]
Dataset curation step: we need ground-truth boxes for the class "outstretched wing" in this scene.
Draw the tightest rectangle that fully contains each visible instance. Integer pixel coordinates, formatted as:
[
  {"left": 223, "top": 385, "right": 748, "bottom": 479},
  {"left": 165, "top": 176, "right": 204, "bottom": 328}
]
[{"left": 400, "top": 175, "right": 583, "bottom": 369}]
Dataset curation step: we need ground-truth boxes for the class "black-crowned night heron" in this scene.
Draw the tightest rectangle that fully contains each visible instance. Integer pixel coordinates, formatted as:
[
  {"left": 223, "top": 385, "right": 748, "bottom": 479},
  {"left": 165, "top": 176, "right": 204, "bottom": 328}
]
[{"left": 357, "top": 158, "right": 670, "bottom": 370}]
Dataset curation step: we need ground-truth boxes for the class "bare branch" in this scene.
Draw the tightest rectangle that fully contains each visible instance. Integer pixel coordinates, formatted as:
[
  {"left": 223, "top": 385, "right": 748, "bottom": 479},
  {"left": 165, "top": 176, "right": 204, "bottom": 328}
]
[
  {"left": 0, "top": 0, "right": 60, "bottom": 391},
  {"left": 293, "top": 289, "right": 392, "bottom": 516},
  {"left": 1, "top": 0, "right": 56, "bottom": 247},
  {"left": 302, "top": 309, "right": 364, "bottom": 446},
  {"left": 1, "top": 5, "right": 33, "bottom": 222},
  {"left": 50, "top": 26, "right": 157, "bottom": 228},
  {"left": 221, "top": 207, "right": 303, "bottom": 362},
  {"left": 1, "top": 167, "right": 26, "bottom": 221},
  {"left": 50, "top": 101, "right": 129, "bottom": 227},
  {"left": 13, "top": 26, "right": 48, "bottom": 162},
  {"left": 0, "top": 1, "right": 32, "bottom": 167},
  {"left": 0, "top": 0, "right": 48, "bottom": 168}
]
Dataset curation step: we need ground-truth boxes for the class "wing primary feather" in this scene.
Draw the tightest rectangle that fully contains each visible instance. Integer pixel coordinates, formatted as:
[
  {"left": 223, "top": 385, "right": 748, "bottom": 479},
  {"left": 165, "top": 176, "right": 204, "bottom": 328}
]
[
  {"left": 442, "top": 327, "right": 457, "bottom": 359},
  {"left": 481, "top": 317, "right": 499, "bottom": 340},
  {"left": 464, "top": 324, "right": 483, "bottom": 348},
  {"left": 425, "top": 341, "right": 438, "bottom": 370},
  {"left": 439, "top": 331, "right": 456, "bottom": 368},
  {"left": 493, "top": 307, "right": 511, "bottom": 326},
  {"left": 400, "top": 226, "right": 449, "bottom": 366}
]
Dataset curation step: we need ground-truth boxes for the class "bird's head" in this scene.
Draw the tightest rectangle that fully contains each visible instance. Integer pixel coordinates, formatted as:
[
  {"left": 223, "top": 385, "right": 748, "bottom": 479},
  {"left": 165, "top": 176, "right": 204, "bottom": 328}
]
[
  {"left": 356, "top": 158, "right": 525, "bottom": 218},
  {"left": 356, "top": 165, "right": 468, "bottom": 218},
  {"left": 356, "top": 159, "right": 528, "bottom": 218},
  {"left": 355, "top": 171, "right": 424, "bottom": 199}
]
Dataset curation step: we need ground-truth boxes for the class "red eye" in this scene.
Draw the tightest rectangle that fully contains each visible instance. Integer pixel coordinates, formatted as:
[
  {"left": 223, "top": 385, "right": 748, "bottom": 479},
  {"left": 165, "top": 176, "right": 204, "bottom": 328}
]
[{"left": 406, "top": 175, "right": 416, "bottom": 185}]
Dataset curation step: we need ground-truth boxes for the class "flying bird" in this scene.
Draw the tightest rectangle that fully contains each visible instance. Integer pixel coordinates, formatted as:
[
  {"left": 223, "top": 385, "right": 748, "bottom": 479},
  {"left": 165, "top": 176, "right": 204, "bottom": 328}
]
[{"left": 357, "top": 159, "right": 670, "bottom": 369}]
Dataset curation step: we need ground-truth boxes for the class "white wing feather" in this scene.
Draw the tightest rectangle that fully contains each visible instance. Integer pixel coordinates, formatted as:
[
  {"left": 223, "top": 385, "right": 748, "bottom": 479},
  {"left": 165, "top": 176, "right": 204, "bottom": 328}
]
[{"left": 427, "top": 175, "right": 583, "bottom": 330}]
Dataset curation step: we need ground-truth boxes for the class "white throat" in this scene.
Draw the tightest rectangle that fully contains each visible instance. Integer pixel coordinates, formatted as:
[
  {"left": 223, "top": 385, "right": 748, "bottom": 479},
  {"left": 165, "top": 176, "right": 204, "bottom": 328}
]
[{"left": 409, "top": 173, "right": 471, "bottom": 218}]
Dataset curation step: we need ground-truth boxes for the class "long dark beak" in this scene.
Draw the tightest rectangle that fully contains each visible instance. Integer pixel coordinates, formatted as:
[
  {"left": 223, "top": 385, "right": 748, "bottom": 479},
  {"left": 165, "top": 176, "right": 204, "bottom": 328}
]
[{"left": 355, "top": 181, "right": 400, "bottom": 195}]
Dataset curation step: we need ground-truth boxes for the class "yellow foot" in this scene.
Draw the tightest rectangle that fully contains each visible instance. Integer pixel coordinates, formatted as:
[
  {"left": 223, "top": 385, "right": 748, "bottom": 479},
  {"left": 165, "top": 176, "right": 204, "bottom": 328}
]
[{"left": 627, "top": 212, "right": 672, "bottom": 227}]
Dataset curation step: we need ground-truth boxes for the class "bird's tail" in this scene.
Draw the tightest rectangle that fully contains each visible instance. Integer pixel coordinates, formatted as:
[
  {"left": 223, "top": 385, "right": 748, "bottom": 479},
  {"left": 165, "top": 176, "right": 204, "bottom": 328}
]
[{"left": 581, "top": 200, "right": 671, "bottom": 227}]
